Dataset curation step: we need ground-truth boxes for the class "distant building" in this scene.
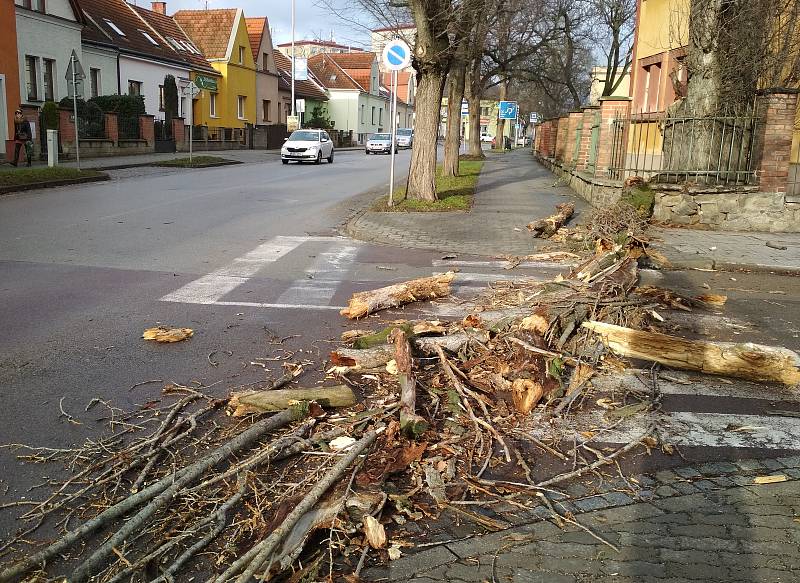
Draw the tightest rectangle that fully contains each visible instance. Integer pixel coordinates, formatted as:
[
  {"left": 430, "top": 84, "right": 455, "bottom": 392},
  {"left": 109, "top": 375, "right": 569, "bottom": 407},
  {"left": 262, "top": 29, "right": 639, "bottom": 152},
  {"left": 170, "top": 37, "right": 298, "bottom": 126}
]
[
  {"left": 276, "top": 40, "right": 363, "bottom": 59},
  {"left": 246, "top": 16, "right": 282, "bottom": 126},
  {"left": 588, "top": 66, "right": 631, "bottom": 105},
  {"left": 273, "top": 51, "right": 328, "bottom": 127}
]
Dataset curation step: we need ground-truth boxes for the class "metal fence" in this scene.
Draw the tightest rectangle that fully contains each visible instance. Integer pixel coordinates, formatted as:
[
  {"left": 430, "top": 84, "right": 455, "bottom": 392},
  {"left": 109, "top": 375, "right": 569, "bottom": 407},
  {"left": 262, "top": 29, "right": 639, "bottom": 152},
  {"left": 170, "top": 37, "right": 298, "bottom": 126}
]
[
  {"left": 118, "top": 116, "right": 141, "bottom": 140},
  {"left": 78, "top": 113, "right": 106, "bottom": 140},
  {"left": 608, "top": 107, "right": 761, "bottom": 185},
  {"left": 207, "top": 127, "right": 246, "bottom": 144}
]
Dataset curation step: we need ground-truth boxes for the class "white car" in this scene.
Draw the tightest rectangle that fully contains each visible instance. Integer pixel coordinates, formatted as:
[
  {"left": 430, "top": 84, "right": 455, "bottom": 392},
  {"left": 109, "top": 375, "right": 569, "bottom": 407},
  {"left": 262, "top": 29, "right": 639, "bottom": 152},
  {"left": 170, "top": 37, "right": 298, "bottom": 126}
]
[
  {"left": 281, "top": 129, "right": 334, "bottom": 164},
  {"left": 365, "top": 133, "right": 397, "bottom": 154},
  {"left": 480, "top": 132, "right": 494, "bottom": 143},
  {"left": 396, "top": 128, "right": 413, "bottom": 148}
]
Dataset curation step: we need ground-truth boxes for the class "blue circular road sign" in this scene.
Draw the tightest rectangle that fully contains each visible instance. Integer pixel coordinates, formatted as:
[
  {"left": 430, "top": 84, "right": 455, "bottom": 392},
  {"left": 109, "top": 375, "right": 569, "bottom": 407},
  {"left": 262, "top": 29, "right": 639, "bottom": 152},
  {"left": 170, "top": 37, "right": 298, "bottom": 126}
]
[{"left": 382, "top": 39, "right": 412, "bottom": 71}]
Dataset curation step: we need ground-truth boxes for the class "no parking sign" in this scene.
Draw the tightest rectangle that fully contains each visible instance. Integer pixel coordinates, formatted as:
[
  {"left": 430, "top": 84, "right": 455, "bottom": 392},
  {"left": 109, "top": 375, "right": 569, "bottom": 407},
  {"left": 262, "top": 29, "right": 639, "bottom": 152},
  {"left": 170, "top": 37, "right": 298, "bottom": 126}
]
[{"left": 382, "top": 39, "right": 412, "bottom": 71}]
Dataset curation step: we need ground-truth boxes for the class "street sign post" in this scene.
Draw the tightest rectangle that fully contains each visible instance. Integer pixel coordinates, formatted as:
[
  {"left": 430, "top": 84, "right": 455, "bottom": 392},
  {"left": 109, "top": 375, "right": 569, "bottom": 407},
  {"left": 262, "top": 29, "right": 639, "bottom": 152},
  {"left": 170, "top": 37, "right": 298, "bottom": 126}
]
[
  {"left": 498, "top": 101, "right": 518, "bottom": 120},
  {"left": 530, "top": 111, "right": 539, "bottom": 123},
  {"left": 65, "top": 50, "right": 85, "bottom": 169},
  {"left": 382, "top": 39, "right": 411, "bottom": 208},
  {"left": 293, "top": 57, "right": 308, "bottom": 81},
  {"left": 181, "top": 81, "right": 200, "bottom": 164},
  {"left": 296, "top": 99, "right": 306, "bottom": 114}
]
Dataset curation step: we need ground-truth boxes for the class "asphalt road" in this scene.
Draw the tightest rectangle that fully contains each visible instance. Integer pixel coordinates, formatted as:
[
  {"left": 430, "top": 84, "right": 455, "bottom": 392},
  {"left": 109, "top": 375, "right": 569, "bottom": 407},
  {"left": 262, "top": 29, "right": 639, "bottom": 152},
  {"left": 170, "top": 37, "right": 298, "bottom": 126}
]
[{"left": 1, "top": 148, "right": 799, "bottom": 550}]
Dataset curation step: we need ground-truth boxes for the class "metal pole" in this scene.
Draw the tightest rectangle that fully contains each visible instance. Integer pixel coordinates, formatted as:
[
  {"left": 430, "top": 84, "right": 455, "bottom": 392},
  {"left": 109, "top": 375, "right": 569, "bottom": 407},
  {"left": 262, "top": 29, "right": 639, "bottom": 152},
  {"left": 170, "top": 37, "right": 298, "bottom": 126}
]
[
  {"left": 188, "top": 89, "right": 193, "bottom": 165},
  {"left": 71, "top": 54, "right": 80, "bottom": 170},
  {"left": 290, "top": 0, "right": 295, "bottom": 119},
  {"left": 388, "top": 69, "right": 398, "bottom": 208}
]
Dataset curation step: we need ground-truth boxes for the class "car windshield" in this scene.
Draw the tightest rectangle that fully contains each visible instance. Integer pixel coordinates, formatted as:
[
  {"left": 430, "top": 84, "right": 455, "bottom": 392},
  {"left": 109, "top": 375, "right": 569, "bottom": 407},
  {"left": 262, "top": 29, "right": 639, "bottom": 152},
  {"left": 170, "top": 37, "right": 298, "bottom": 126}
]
[
  {"left": 371, "top": 134, "right": 391, "bottom": 140},
  {"left": 397, "top": 129, "right": 412, "bottom": 136},
  {"left": 288, "top": 131, "right": 320, "bottom": 142}
]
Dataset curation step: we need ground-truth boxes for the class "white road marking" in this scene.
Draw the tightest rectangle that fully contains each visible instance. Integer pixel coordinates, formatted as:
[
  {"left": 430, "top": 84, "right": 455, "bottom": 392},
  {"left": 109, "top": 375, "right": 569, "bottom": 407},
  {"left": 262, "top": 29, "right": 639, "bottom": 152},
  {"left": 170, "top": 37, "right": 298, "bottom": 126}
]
[
  {"left": 160, "top": 235, "right": 347, "bottom": 306},
  {"left": 276, "top": 243, "right": 360, "bottom": 305},
  {"left": 213, "top": 301, "right": 344, "bottom": 311}
]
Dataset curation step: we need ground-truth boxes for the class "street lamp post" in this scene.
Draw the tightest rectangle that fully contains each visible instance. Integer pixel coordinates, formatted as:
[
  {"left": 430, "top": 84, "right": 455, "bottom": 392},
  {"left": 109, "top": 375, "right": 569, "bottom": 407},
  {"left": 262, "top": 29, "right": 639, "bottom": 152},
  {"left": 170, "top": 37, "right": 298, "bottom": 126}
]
[{"left": 291, "top": 0, "right": 295, "bottom": 120}]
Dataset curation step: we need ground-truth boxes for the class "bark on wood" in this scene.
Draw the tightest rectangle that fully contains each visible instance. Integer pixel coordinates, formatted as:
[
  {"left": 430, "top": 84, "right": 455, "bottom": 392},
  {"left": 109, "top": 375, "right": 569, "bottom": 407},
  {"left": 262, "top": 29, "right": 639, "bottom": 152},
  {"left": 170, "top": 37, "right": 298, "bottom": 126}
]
[
  {"left": 229, "top": 386, "right": 357, "bottom": 416},
  {"left": 228, "top": 430, "right": 378, "bottom": 583},
  {"left": 527, "top": 203, "right": 575, "bottom": 238},
  {"left": 330, "top": 331, "right": 489, "bottom": 372},
  {"left": 391, "top": 329, "right": 428, "bottom": 438},
  {"left": 340, "top": 272, "right": 456, "bottom": 319},
  {"left": 583, "top": 321, "right": 800, "bottom": 386},
  {"left": 443, "top": 56, "right": 468, "bottom": 177}
]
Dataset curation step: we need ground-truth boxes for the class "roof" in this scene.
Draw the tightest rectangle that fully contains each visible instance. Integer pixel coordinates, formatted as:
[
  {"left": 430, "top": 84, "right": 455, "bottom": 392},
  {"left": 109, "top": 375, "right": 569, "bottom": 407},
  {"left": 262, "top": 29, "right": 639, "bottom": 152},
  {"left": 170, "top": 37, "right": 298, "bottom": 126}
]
[
  {"left": 276, "top": 39, "right": 363, "bottom": 50},
  {"left": 372, "top": 24, "right": 415, "bottom": 33},
  {"left": 381, "top": 71, "right": 413, "bottom": 104},
  {"left": 324, "top": 52, "right": 376, "bottom": 70},
  {"left": 132, "top": 5, "right": 217, "bottom": 74},
  {"left": 173, "top": 9, "right": 237, "bottom": 59},
  {"left": 307, "top": 53, "right": 363, "bottom": 91},
  {"left": 78, "top": 0, "right": 201, "bottom": 69},
  {"left": 245, "top": 17, "right": 265, "bottom": 60},
  {"left": 273, "top": 51, "right": 328, "bottom": 101}
]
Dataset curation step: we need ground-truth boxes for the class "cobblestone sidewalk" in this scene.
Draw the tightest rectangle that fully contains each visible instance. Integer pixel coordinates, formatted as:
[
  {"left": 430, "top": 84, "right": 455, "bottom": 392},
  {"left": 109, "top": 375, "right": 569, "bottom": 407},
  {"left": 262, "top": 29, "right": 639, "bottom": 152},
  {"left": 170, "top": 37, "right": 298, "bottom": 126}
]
[
  {"left": 364, "top": 456, "right": 800, "bottom": 582},
  {"left": 346, "top": 150, "right": 590, "bottom": 257}
]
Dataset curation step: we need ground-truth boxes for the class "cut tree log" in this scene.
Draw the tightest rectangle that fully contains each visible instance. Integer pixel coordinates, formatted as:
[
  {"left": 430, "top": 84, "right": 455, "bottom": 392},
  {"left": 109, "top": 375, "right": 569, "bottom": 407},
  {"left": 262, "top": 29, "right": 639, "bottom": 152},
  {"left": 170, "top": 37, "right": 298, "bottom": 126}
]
[
  {"left": 229, "top": 386, "right": 357, "bottom": 416},
  {"left": 582, "top": 321, "right": 800, "bottom": 386},
  {"left": 390, "top": 328, "right": 428, "bottom": 438},
  {"left": 330, "top": 330, "right": 490, "bottom": 372},
  {"left": 340, "top": 272, "right": 456, "bottom": 319},
  {"left": 527, "top": 203, "right": 575, "bottom": 238}
]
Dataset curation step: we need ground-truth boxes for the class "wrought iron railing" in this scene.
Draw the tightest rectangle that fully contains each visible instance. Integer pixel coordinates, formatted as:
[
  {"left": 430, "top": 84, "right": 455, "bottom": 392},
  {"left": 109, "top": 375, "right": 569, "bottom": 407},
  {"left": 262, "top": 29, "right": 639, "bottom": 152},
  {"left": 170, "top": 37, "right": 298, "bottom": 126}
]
[
  {"left": 608, "top": 107, "right": 761, "bottom": 185},
  {"left": 118, "top": 116, "right": 141, "bottom": 140}
]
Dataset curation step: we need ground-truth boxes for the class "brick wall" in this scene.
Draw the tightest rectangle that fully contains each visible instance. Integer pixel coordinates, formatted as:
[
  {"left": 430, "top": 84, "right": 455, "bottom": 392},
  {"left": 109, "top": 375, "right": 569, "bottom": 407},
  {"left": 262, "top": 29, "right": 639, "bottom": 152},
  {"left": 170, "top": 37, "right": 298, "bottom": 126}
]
[
  {"left": 104, "top": 113, "right": 118, "bottom": 145},
  {"left": 575, "top": 106, "right": 599, "bottom": 172},
  {"left": 172, "top": 117, "right": 185, "bottom": 145},
  {"left": 755, "top": 91, "right": 799, "bottom": 194},
  {"left": 594, "top": 97, "right": 631, "bottom": 178},
  {"left": 59, "top": 108, "right": 76, "bottom": 145},
  {"left": 139, "top": 115, "right": 155, "bottom": 146},
  {"left": 564, "top": 112, "right": 582, "bottom": 165},
  {"left": 555, "top": 116, "right": 570, "bottom": 162}
]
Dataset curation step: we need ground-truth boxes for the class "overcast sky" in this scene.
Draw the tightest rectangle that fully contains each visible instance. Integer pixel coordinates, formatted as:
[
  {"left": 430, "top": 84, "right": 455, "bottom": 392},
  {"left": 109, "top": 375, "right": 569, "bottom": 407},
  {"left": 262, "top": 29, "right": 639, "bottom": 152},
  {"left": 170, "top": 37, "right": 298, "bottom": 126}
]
[{"left": 153, "top": 0, "right": 375, "bottom": 48}]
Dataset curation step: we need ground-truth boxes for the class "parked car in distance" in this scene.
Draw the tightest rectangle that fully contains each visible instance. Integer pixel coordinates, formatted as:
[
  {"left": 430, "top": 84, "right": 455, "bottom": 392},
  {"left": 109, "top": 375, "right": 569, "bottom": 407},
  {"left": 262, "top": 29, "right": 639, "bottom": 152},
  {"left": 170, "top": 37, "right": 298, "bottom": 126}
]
[
  {"left": 516, "top": 135, "right": 531, "bottom": 146},
  {"left": 480, "top": 132, "right": 494, "bottom": 143},
  {"left": 281, "top": 129, "right": 334, "bottom": 164},
  {"left": 365, "top": 133, "right": 397, "bottom": 154},
  {"left": 396, "top": 128, "right": 414, "bottom": 148}
]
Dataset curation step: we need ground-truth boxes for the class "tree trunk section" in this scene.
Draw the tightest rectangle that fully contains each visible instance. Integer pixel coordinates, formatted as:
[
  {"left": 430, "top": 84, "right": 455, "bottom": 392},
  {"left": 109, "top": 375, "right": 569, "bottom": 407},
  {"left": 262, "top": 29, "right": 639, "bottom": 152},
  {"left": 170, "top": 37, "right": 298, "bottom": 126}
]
[
  {"left": 340, "top": 272, "right": 456, "bottom": 319},
  {"left": 494, "top": 79, "right": 508, "bottom": 150},
  {"left": 406, "top": 71, "right": 446, "bottom": 201},
  {"left": 390, "top": 328, "right": 428, "bottom": 438},
  {"left": 527, "top": 203, "right": 575, "bottom": 238},
  {"left": 443, "top": 60, "right": 467, "bottom": 177},
  {"left": 467, "top": 90, "right": 483, "bottom": 158},
  {"left": 229, "top": 386, "right": 357, "bottom": 415},
  {"left": 582, "top": 321, "right": 800, "bottom": 385}
]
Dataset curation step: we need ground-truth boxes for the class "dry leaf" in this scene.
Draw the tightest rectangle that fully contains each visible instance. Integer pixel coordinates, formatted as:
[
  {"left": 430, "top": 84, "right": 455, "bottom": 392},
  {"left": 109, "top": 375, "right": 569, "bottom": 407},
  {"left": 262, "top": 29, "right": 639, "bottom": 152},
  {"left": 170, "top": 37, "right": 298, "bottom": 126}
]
[
  {"left": 388, "top": 545, "right": 402, "bottom": 560},
  {"left": 329, "top": 436, "right": 357, "bottom": 450},
  {"left": 363, "top": 515, "right": 387, "bottom": 549},
  {"left": 142, "top": 326, "right": 193, "bottom": 343},
  {"left": 753, "top": 475, "right": 788, "bottom": 484},
  {"left": 694, "top": 294, "right": 728, "bottom": 307}
]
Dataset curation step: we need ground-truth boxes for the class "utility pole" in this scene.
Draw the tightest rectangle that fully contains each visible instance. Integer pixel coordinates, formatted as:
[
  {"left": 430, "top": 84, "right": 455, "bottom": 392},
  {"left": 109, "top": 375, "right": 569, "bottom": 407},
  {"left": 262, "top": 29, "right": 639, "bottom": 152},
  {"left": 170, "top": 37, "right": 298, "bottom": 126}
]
[
  {"left": 291, "top": 0, "right": 296, "bottom": 120},
  {"left": 71, "top": 53, "right": 81, "bottom": 170}
]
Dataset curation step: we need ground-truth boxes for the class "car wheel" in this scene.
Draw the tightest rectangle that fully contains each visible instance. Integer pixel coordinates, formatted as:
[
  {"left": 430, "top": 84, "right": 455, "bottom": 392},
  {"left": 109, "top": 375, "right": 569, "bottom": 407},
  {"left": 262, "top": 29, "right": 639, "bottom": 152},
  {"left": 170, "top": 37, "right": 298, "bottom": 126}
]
[
  {"left": 365, "top": 150, "right": 370, "bottom": 155},
  {"left": 315, "top": 151, "right": 322, "bottom": 165},
  {"left": 328, "top": 150, "right": 334, "bottom": 164},
  {"left": 282, "top": 159, "right": 289, "bottom": 165}
]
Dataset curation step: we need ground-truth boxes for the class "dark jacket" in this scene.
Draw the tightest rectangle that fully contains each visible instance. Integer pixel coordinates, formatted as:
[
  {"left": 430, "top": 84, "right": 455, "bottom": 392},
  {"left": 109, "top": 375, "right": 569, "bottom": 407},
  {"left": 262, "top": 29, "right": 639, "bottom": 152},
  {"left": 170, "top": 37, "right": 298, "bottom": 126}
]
[{"left": 14, "top": 119, "right": 32, "bottom": 142}]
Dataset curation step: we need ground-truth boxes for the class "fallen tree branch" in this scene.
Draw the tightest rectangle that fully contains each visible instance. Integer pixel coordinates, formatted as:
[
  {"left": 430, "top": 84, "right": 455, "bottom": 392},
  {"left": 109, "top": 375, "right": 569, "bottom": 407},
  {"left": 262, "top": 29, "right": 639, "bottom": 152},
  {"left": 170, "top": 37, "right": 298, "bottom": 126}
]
[
  {"left": 527, "top": 203, "right": 575, "bottom": 238},
  {"left": 340, "top": 272, "right": 456, "bottom": 318},
  {"left": 228, "top": 386, "right": 357, "bottom": 416}
]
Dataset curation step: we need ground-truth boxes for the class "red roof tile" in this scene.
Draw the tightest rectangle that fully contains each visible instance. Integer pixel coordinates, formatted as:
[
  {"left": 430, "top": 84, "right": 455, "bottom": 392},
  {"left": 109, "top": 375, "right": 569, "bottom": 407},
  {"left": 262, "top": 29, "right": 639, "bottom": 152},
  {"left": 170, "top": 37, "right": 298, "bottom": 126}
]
[
  {"left": 274, "top": 52, "right": 328, "bottom": 101},
  {"left": 173, "top": 9, "right": 237, "bottom": 59},
  {"left": 307, "top": 53, "right": 362, "bottom": 91},
  {"left": 245, "top": 17, "right": 265, "bottom": 60},
  {"left": 132, "top": 5, "right": 216, "bottom": 74},
  {"left": 276, "top": 39, "right": 364, "bottom": 50},
  {"left": 324, "top": 52, "right": 376, "bottom": 71}
]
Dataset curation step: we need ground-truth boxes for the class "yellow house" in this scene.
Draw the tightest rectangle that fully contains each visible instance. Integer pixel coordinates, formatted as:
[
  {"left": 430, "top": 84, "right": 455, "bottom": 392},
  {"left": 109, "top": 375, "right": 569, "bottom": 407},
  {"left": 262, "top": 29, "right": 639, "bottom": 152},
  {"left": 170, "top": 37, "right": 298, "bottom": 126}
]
[{"left": 174, "top": 8, "right": 256, "bottom": 128}]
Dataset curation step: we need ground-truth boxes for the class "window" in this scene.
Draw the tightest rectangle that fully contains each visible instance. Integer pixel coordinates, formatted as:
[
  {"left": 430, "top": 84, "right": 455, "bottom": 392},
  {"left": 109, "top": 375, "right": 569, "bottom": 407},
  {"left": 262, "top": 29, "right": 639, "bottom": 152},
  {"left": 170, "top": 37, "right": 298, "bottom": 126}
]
[
  {"left": 210, "top": 92, "right": 217, "bottom": 117},
  {"left": 378, "top": 107, "right": 383, "bottom": 125},
  {"left": 128, "top": 80, "right": 142, "bottom": 96},
  {"left": 263, "top": 52, "right": 269, "bottom": 71},
  {"left": 263, "top": 99, "right": 271, "bottom": 122},
  {"left": 360, "top": 104, "right": 364, "bottom": 123},
  {"left": 640, "top": 61, "right": 662, "bottom": 113},
  {"left": 22, "top": 0, "right": 45, "bottom": 12},
  {"left": 104, "top": 19, "right": 126, "bottom": 36},
  {"left": 43, "top": 59, "right": 55, "bottom": 101},
  {"left": 159, "top": 85, "right": 165, "bottom": 111},
  {"left": 239, "top": 46, "right": 245, "bottom": 64},
  {"left": 90, "top": 68, "right": 101, "bottom": 98},
  {"left": 25, "top": 56, "right": 38, "bottom": 101},
  {"left": 140, "top": 30, "right": 159, "bottom": 46},
  {"left": 237, "top": 95, "right": 246, "bottom": 119},
  {"left": 371, "top": 106, "right": 375, "bottom": 124}
]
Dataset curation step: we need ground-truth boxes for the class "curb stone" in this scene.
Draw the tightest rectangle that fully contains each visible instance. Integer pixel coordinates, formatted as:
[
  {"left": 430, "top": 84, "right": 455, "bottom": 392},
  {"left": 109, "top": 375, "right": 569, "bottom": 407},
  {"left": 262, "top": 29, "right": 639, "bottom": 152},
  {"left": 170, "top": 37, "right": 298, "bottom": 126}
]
[{"left": 0, "top": 173, "right": 110, "bottom": 195}]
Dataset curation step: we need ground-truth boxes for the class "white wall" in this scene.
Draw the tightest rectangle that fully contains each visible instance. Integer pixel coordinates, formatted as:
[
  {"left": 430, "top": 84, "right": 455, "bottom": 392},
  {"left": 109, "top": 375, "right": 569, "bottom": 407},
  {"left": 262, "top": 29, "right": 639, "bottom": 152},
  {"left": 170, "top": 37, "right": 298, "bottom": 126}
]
[
  {"left": 82, "top": 45, "right": 119, "bottom": 97},
  {"left": 16, "top": 8, "right": 82, "bottom": 106},
  {"left": 15, "top": 0, "right": 74, "bottom": 20},
  {"left": 119, "top": 55, "right": 190, "bottom": 119},
  {"left": 326, "top": 89, "right": 359, "bottom": 133}
]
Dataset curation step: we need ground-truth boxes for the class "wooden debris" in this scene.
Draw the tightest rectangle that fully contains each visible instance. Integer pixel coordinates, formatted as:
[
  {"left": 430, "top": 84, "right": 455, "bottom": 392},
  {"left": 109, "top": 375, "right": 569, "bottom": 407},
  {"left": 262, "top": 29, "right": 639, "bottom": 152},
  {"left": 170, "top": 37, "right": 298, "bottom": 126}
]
[
  {"left": 390, "top": 328, "right": 428, "bottom": 438},
  {"left": 229, "top": 386, "right": 357, "bottom": 416},
  {"left": 693, "top": 293, "right": 728, "bottom": 307},
  {"left": 142, "top": 326, "right": 193, "bottom": 343},
  {"left": 362, "top": 515, "right": 386, "bottom": 549},
  {"left": 753, "top": 475, "right": 788, "bottom": 484},
  {"left": 340, "top": 272, "right": 456, "bottom": 319},
  {"left": 582, "top": 321, "right": 800, "bottom": 386},
  {"left": 511, "top": 379, "right": 544, "bottom": 415},
  {"left": 527, "top": 202, "right": 575, "bottom": 238}
]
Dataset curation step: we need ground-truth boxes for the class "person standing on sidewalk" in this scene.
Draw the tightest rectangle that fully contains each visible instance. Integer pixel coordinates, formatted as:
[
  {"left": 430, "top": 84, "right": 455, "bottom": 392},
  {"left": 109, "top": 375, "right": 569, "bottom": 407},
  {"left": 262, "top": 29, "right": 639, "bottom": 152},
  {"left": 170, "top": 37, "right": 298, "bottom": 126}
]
[{"left": 11, "top": 109, "right": 33, "bottom": 167}]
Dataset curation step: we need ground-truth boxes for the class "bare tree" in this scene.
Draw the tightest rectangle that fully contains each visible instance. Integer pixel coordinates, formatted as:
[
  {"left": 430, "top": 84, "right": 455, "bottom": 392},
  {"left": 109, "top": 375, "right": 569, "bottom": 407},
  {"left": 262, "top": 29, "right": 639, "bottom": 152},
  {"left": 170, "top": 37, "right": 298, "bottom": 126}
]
[{"left": 591, "top": 0, "right": 635, "bottom": 97}]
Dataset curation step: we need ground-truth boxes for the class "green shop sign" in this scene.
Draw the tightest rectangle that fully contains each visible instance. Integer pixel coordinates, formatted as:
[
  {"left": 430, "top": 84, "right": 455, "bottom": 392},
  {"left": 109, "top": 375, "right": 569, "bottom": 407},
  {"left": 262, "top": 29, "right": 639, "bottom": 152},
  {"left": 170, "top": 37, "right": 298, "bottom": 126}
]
[{"left": 194, "top": 74, "right": 218, "bottom": 92}]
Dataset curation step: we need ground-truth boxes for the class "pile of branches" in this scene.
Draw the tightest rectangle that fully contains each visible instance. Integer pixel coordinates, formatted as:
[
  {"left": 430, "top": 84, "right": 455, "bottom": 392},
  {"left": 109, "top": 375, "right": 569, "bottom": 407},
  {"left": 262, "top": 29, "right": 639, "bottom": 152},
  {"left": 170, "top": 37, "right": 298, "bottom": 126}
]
[{"left": 3, "top": 239, "right": 797, "bottom": 581}]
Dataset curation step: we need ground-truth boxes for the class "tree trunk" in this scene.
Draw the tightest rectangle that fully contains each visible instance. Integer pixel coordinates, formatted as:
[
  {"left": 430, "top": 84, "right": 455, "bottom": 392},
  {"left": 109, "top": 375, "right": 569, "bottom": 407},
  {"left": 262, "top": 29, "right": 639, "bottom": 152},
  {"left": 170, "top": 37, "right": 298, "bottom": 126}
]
[
  {"left": 494, "top": 78, "right": 508, "bottom": 150},
  {"left": 443, "top": 59, "right": 467, "bottom": 176},
  {"left": 228, "top": 386, "right": 357, "bottom": 416},
  {"left": 340, "top": 272, "right": 456, "bottom": 319},
  {"left": 467, "top": 89, "right": 484, "bottom": 158},
  {"left": 527, "top": 203, "right": 575, "bottom": 238},
  {"left": 390, "top": 328, "right": 428, "bottom": 438},
  {"left": 406, "top": 71, "right": 447, "bottom": 201},
  {"left": 582, "top": 321, "right": 800, "bottom": 385}
]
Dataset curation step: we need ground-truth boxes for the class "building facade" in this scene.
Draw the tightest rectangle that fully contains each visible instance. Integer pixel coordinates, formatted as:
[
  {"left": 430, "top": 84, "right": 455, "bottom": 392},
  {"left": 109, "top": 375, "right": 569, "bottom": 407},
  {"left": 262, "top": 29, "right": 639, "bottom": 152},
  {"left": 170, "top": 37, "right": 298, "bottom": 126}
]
[
  {"left": 174, "top": 8, "right": 257, "bottom": 129},
  {"left": 246, "top": 16, "right": 282, "bottom": 126},
  {"left": 1, "top": 0, "right": 21, "bottom": 148},
  {"left": 273, "top": 51, "right": 328, "bottom": 127}
]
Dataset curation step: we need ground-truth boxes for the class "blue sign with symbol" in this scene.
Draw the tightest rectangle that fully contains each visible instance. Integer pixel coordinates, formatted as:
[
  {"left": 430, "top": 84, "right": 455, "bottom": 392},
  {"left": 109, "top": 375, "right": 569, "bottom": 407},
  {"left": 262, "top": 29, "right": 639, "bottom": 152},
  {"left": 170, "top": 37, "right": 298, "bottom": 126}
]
[
  {"left": 382, "top": 39, "right": 412, "bottom": 71},
  {"left": 498, "top": 101, "right": 518, "bottom": 120}
]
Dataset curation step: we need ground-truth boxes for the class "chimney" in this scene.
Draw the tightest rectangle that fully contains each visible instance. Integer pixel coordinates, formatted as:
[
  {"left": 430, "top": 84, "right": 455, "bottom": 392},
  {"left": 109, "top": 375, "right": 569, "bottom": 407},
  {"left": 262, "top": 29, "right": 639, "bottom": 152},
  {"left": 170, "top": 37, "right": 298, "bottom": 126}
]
[{"left": 151, "top": 1, "right": 166, "bottom": 14}]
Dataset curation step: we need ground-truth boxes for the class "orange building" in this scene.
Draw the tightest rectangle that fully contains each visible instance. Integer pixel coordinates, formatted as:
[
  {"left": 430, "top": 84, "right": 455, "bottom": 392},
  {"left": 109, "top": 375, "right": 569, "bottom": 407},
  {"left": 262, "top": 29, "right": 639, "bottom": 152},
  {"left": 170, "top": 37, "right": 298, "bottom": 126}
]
[{"left": 0, "top": 0, "right": 21, "bottom": 157}]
